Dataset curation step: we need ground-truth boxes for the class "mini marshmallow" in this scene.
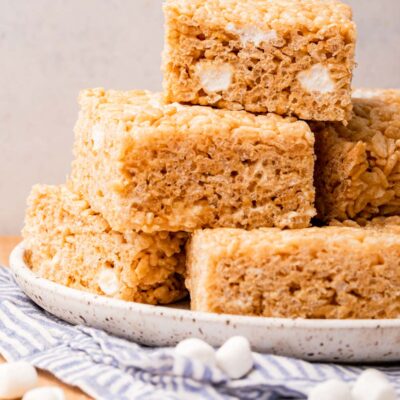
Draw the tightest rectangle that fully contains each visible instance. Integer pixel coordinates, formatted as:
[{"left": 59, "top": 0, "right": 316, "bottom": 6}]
[
  {"left": 91, "top": 124, "right": 105, "bottom": 151},
  {"left": 352, "top": 369, "right": 396, "bottom": 400},
  {"left": 308, "top": 379, "right": 352, "bottom": 400},
  {"left": 297, "top": 64, "right": 335, "bottom": 94},
  {"left": 97, "top": 268, "right": 120, "bottom": 296},
  {"left": 23, "top": 387, "right": 65, "bottom": 400},
  {"left": 226, "top": 23, "right": 278, "bottom": 47},
  {"left": 175, "top": 338, "right": 216, "bottom": 365},
  {"left": 352, "top": 89, "right": 380, "bottom": 100},
  {"left": 216, "top": 336, "right": 253, "bottom": 379},
  {"left": 0, "top": 362, "right": 38, "bottom": 400},
  {"left": 196, "top": 62, "right": 233, "bottom": 93}
]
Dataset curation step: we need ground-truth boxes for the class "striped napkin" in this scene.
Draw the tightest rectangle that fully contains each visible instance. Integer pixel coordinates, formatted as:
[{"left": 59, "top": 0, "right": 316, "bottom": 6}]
[{"left": 0, "top": 267, "right": 399, "bottom": 400}]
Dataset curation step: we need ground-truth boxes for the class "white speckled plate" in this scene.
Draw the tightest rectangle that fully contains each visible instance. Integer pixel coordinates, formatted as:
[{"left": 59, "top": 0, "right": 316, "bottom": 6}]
[{"left": 9, "top": 242, "right": 400, "bottom": 363}]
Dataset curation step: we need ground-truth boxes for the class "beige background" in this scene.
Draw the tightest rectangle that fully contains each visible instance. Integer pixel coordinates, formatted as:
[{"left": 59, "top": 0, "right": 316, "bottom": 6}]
[{"left": 1, "top": 0, "right": 400, "bottom": 234}]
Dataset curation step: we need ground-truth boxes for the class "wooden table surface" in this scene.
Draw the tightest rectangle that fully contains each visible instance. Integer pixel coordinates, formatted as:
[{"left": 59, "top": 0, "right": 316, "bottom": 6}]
[{"left": 0, "top": 236, "right": 90, "bottom": 400}]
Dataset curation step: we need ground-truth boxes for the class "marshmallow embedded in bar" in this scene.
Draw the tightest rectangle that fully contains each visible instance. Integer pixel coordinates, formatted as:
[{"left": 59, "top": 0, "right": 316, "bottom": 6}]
[
  {"left": 313, "top": 89, "right": 400, "bottom": 224},
  {"left": 23, "top": 185, "right": 188, "bottom": 305},
  {"left": 70, "top": 88, "right": 316, "bottom": 233},
  {"left": 163, "top": 0, "right": 356, "bottom": 122},
  {"left": 186, "top": 227, "right": 400, "bottom": 319}
]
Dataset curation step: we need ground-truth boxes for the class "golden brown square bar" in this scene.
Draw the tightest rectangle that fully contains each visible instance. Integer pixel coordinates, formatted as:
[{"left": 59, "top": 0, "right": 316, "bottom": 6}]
[
  {"left": 70, "top": 88, "right": 316, "bottom": 233},
  {"left": 23, "top": 185, "right": 187, "bottom": 304},
  {"left": 187, "top": 227, "right": 400, "bottom": 319},
  {"left": 314, "top": 89, "right": 400, "bottom": 223},
  {"left": 162, "top": 0, "right": 356, "bottom": 122}
]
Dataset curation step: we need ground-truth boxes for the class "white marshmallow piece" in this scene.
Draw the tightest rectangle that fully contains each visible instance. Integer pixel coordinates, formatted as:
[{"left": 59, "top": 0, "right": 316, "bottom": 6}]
[
  {"left": 196, "top": 62, "right": 233, "bottom": 93},
  {"left": 97, "top": 268, "right": 120, "bottom": 296},
  {"left": 216, "top": 336, "right": 254, "bottom": 379},
  {"left": 308, "top": 379, "right": 352, "bottom": 400},
  {"left": 148, "top": 93, "right": 163, "bottom": 109},
  {"left": 0, "top": 362, "right": 38, "bottom": 400},
  {"left": 92, "top": 124, "right": 105, "bottom": 151},
  {"left": 226, "top": 23, "right": 277, "bottom": 47},
  {"left": 23, "top": 387, "right": 65, "bottom": 400},
  {"left": 175, "top": 338, "right": 216, "bottom": 366},
  {"left": 352, "top": 89, "right": 379, "bottom": 99},
  {"left": 297, "top": 64, "right": 335, "bottom": 94},
  {"left": 352, "top": 369, "right": 396, "bottom": 400}
]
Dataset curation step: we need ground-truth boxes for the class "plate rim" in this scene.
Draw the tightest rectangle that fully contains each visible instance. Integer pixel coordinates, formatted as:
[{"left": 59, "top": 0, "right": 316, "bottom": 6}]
[{"left": 9, "top": 241, "right": 400, "bottom": 330}]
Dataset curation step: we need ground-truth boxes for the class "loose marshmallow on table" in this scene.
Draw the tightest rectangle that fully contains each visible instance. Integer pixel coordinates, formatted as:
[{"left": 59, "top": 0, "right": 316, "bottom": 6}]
[
  {"left": 308, "top": 379, "right": 352, "bottom": 400},
  {"left": 23, "top": 387, "right": 65, "bottom": 400},
  {"left": 352, "top": 369, "right": 396, "bottom": 400},
  {"left": 0, "top": 362, "right": 38, "bottom": 399},
  {"left": 175, "top": 338, "right": 216, "bottom": 366},
  {"left": 216, "top": 336, "right": 254, "bottom": 379}
]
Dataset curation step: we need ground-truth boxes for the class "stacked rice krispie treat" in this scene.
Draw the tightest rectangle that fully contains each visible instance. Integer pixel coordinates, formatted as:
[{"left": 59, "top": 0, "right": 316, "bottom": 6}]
[
  {"left": 24, "top": 185, "right": 187, "bottom": 304},
  {"left": 314, "top": 89, "right": 400, "bottom": 223},
  {"left": 163, "top": 0, "right": 356, "bottom": 121},
  {"left": 70, "top": 88, "right": 315, "bottom": 232},
  {"left": 187, "top": 227, "right": 400, "bottom": 319},
  {"left": 23, "top": 0, "right": 400, "bottom": 318}
]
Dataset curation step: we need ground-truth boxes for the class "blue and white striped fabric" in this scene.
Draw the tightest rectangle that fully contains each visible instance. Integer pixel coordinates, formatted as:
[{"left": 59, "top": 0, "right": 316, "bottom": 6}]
[{"left": 1, "top": 266, "right": 400, "bottom": 400}]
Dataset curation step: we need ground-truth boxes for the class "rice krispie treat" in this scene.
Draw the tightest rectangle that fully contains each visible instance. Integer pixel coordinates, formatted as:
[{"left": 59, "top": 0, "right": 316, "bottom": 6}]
[
  {"left": 70, "top": 88, "right": 316, "bottom": 233},
  {"left": 330, "top": 216, "right": 400, "bottom": 230},
  {"left": 23, "top": 185, "right": 187, "bottom": 304},
  {"left": 314, "top": 89, "right": 400, "bottom": 223},
  {"left": 187, "top": 227, "right": 400, "bottom": 319},
  {"left": 162, "top": 0, "right": 356, "bottom": 122}
]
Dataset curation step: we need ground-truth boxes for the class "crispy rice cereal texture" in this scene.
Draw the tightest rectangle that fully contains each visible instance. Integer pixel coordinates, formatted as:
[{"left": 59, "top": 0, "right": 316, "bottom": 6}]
[
  {"left": 314, "top": 89, "right": 400, "bottom": 223},
  {"left": 187, "top": 227, "right": 400, "bottom": 319},
  {"left": 162, "top": 0, "right": 356, "bottom": 122},
  {"left": 69, "top": 88, "right": 316, "bottom": 233},
  {"left": 23, "top": 185, "right": 188, "bottom": 304},
  {"left": 330, "top": 216, "right": 400, "bottom": 231}
]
